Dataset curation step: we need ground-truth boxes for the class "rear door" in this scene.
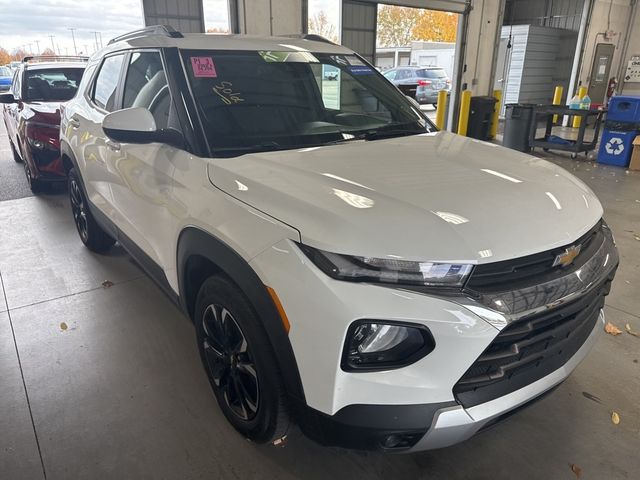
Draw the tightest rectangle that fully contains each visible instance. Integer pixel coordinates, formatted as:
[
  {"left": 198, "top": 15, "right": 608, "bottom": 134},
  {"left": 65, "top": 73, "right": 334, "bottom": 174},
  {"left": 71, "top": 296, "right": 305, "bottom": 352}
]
[{"left": 75, "top": 52, "right": 127, "bottom": 214}]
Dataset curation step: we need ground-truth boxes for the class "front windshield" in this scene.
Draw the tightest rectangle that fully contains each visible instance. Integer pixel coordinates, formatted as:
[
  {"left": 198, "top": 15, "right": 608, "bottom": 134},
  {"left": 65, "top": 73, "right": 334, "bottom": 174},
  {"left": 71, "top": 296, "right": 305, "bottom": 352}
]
[
  {"left": 25, "top": 68, "right": 85, "bottom": 102},
  {"left": 180, "top": 49, "right": 434, "bottom": 156}
]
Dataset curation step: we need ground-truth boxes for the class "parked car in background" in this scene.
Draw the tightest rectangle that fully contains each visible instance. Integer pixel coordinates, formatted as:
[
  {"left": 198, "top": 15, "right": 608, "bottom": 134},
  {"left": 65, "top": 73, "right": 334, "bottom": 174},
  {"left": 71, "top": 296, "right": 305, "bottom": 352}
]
[
  {"left": 0, "top": 56, "right": 86, "bottom": 192},
  {"left": 0, "top": 66, "right": 12, "bottom": 92},
  {"left": 383, "top": 66, "right": 450, "bottom": 107}
]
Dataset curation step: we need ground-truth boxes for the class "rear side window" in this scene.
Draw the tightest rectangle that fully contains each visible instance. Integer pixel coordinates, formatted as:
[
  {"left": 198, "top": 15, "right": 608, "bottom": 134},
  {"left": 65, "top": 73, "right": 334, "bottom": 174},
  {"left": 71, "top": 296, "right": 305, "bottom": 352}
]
[
  {"left": 93, "top": 54, "right": 125, "bottom": 111},
  {"left": 416, "top": 69, "right": 447, "bottom": 79}
]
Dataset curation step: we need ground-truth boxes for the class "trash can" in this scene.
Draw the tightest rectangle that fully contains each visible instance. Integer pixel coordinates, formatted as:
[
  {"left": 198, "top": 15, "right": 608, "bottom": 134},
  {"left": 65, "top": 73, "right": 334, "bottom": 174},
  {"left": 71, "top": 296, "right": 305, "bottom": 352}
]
[
  {"left": 467, "top": 96, "right": 497, "bottom": 140},
  {"left": 598, "top": 128, "right": 639, "bottom": 167},
  {"left": 503, "top": 103, "right": 536, "bottom": 152}
]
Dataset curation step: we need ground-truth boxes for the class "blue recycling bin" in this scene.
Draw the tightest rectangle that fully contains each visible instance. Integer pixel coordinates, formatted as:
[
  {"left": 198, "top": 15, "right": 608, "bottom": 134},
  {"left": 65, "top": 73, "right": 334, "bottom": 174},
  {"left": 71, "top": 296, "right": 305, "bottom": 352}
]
[
  {"left": 607, "top": 96, "right": 640, "bottom": 123},
  {"left": 598, "top": 129, "right": 638, "bottom": 167}
]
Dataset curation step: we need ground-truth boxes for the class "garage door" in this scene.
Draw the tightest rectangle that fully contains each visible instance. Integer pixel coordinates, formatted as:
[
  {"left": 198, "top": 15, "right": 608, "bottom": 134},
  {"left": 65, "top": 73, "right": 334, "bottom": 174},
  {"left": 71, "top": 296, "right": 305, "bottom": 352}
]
[
  {"left": 141, "top": 0, "right": 205, "bottom": 33},
  {"left": 355, "top": 0, "right": 469, "bottom": 14},
  {"left": 342, "top": 1, "right": 378, "bottom": 63}
]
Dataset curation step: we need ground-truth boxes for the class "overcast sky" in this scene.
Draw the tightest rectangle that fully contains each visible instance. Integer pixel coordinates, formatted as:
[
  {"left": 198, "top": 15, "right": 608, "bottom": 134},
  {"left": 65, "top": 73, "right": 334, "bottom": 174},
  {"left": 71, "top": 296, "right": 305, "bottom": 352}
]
[{"left": 0, "top": 0, "right": 339, "bottom": 55}]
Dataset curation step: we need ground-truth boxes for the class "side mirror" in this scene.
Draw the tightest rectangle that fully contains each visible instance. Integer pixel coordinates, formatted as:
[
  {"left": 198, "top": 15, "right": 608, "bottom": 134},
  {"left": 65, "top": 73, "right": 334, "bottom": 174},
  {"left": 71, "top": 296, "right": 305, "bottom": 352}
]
[
  {"left": 0, "top": 92, "right": 16, "bottom": 104},
  {"left": 102, "top": 107, "right": 183, "bottom": 148}
]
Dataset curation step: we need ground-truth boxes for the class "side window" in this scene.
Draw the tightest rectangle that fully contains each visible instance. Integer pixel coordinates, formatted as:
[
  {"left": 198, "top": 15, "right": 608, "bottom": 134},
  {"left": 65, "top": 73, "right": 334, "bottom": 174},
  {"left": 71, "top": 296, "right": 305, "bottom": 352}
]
[
  {"left": 122, "top": 51, "right": 171, "bottom": 129},
  {"left": 11, "top": 69, "right": 21, "bottom": 98},
  {"left": 383, "top": 70, "right": 396, "bottom": 81},
  {"left": 396, "top": 68, "right": 411, "bottom": 80},
  {"left": 93, "top": 54, "right": 125, "bottom": 111}
]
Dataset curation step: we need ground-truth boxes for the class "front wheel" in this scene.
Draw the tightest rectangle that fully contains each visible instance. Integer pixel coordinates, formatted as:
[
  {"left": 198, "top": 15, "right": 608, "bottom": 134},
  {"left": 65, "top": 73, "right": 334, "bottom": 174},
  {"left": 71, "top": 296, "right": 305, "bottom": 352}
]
[
  {"left": 10, "top": 137, "right": 22, "bottom": 163},
  {"left": 195, "top": 276, "right": 289, "bottom": 443},
  {"left": 68, "top": 168, "right": 115, "bottom": 253},
  {"left": 24, "top": 163, "right": 42, "bottom": 193}
]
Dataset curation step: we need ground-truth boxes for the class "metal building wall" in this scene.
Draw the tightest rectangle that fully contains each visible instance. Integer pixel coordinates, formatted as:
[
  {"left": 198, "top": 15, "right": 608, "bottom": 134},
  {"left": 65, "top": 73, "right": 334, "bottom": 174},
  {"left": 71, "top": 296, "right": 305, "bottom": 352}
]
[
  {"left": 341, "top": 0, "right": 377, "bottom": 62},
  {"left": 504, "top": 0, "right": 585, "bottom": 31},
  {"left": 141, "top": 0, "right": 205, "bottom": 33}
]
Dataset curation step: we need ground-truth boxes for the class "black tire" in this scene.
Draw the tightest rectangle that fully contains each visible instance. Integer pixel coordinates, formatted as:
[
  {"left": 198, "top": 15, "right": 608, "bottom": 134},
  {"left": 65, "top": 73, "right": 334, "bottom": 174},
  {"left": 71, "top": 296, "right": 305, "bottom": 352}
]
[
  {"left": 195, "top": 276, "right": 289, "bottom": 443},
  {"left": 68, "top": 168, "right": 115, "bottom": 253},
  {"left": 10, "top": 137, "right": 22, "bottom": 163},
  {"left": 24, "top": 162, "right": 43, "bottom": 193}
]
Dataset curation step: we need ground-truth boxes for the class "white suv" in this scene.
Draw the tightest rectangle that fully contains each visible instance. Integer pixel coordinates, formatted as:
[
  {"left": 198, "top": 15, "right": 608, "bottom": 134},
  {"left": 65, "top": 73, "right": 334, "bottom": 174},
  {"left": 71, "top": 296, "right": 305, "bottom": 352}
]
[{"left": 60, "top": 26, "right": 618, "bottom": 452}]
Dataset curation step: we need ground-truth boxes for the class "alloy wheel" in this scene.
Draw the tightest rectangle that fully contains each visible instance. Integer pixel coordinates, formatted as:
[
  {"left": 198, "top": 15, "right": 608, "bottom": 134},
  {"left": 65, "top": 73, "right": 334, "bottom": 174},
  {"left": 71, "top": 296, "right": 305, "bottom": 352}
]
[
  {"left": 69, "top": 179, "right": 89, "bottom": 242},
  {"left": 201, "top": 304, "right": 259, "bottom": 421}
]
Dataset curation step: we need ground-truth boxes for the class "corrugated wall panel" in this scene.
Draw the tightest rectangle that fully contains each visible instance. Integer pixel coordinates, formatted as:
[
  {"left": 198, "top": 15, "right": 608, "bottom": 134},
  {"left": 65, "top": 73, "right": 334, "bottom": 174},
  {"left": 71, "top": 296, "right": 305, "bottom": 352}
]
[{"left": 342, "top": 0, "right": 377, "bottom": 62}]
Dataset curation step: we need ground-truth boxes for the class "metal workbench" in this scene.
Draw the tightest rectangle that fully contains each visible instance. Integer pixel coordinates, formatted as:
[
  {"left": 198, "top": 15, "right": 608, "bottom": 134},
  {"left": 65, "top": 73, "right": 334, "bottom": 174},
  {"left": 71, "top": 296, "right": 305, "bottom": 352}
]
[{"left": 529, "top": 105, "right": 606, "bottom": 158}]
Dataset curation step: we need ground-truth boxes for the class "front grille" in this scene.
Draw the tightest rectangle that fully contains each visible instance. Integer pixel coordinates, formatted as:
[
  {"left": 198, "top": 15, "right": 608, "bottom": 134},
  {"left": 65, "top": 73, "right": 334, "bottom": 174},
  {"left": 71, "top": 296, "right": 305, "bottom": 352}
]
[
  {"left": 465, "top": 221, "right": 602, "bottom": 293},
  {"left": 453, "top": 278, "right": 612, "bottom": 408}
]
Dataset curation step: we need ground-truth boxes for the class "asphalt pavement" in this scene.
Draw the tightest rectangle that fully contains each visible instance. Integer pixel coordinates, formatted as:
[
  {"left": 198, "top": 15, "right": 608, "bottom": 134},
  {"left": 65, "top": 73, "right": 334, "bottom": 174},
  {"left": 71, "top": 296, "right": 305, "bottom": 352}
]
[{"left": 0, "top": 118, "right": 34, "bottom": 201}]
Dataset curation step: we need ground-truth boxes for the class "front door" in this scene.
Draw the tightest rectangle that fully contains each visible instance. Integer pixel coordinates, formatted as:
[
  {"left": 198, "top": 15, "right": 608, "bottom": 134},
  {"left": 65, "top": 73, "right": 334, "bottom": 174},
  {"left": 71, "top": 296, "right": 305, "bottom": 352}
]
[
  {"left": 106, "top": 50, "right": 182, "bottom": 271},
  {"left": 588, "top": 43, "right": 615, "bottom": 105}
]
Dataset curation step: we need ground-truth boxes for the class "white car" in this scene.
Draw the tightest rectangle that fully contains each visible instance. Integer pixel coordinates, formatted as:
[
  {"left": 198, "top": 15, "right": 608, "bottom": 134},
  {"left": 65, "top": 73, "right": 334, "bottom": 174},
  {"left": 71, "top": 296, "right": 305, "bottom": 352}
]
[{"left": 60, "top": 26, "right": 618, "bottom": 452}]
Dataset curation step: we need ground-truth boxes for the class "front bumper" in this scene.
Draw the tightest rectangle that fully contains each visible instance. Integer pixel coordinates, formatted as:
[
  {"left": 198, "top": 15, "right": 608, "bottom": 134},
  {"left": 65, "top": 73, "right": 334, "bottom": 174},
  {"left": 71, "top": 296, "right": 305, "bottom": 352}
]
[
  {"left": 291, "top": 307, "right": 604, "bottom": 452},
  {"left": 410, "top": 308, "right": 604, "bottom": 451},
  {"left": 250, "top": 225, "right": 617, "bottom": 451}
]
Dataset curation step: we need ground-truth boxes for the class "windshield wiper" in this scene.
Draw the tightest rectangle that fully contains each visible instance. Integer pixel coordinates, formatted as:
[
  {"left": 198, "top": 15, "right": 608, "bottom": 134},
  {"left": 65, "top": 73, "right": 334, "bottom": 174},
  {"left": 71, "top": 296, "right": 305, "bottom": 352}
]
[{"left": 213, "top": 141, "right": 284, "bottom": 156}]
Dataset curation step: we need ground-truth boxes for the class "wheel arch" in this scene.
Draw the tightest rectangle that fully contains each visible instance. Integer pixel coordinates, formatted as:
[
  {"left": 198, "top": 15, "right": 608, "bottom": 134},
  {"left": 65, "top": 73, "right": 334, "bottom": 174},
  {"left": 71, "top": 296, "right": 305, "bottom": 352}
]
[
  {"left": 60, "top": 139, "right": 78, "bottom": 175},
  {"left": 177, "top": 227, "right": 306, "bottom": 403}
]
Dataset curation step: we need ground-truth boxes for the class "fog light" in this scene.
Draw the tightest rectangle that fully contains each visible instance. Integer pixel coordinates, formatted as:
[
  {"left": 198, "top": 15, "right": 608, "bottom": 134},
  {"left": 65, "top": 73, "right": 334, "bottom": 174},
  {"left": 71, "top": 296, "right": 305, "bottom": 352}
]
[
  {"left": 342, "top": 321, "right": 435, "bottom": 371},
  {"left": 380, "top": 432, "right": 423, "bottom": 450}
]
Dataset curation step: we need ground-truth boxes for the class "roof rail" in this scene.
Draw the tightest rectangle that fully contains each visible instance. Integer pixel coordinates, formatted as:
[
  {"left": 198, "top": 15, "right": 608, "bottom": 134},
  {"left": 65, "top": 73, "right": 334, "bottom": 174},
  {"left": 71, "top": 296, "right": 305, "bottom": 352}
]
[
  {"left": 108, "top": 25, "right": 183, "bottom": 45},
  {"left": 23, "top": 55, "right": 88, "bottom": 63},
  {"left": 280, "top": 33, "right": 337, "bottom": 45}
]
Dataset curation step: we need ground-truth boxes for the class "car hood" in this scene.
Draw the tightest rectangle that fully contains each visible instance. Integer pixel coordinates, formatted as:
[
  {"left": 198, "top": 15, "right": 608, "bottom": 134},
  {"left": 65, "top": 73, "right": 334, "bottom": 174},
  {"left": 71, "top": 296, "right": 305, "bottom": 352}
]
[
  {"left": 24, "top": 101, "right": 62, "bottom": 125},
  {"left": 207, "top": 131, "right": 602, "bottom": 263}
]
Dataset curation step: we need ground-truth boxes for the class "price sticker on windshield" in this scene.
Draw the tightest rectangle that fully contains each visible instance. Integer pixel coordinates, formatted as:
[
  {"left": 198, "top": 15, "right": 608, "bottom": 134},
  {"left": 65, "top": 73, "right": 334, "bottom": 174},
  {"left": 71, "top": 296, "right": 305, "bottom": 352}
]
[{"left": 191, "top": 57, "right": 217, "bottom": 78}]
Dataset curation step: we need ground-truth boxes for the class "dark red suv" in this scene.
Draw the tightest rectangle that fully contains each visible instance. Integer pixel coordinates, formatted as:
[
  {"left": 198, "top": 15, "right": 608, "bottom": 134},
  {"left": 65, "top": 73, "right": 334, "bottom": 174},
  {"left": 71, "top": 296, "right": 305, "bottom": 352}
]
[{"left": 1, "top": 56, "right": 86, "bottom": 193}]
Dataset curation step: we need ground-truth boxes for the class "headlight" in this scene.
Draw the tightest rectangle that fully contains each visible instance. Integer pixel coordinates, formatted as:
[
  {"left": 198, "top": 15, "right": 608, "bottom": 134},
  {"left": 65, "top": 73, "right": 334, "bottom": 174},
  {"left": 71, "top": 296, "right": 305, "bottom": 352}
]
[
  {"left": 298, "top": 243, "right": 473, "bottom": 288},
  {"left": 343, "top": 321, "right": 435, "bottom": 371}
]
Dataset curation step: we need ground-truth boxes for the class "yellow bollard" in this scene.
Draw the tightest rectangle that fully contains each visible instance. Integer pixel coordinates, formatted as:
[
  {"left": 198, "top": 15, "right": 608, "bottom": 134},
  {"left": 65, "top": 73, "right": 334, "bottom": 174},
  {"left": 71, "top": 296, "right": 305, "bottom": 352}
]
[
  {"left": 435, "top": 90, "right": 448, "bottom": 130},
  {"left": 552, "top": 86, "right": 563, "bottom": 123},
  {"left": 458, "top": 90, "right": 472, "bottom": 136},
  {"left": 489, "top": 89, "right": 502, "bottom": 139},
  {"left": 572, "top": 86, "right": 587, "bottom": 128}
]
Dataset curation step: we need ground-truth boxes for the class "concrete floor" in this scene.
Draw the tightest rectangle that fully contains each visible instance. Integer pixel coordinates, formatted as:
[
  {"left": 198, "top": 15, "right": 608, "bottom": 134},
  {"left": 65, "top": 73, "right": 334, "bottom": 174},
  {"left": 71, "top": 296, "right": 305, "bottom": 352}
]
[{"left": 1, "top": 120, "right": 639, "bottom": 480}]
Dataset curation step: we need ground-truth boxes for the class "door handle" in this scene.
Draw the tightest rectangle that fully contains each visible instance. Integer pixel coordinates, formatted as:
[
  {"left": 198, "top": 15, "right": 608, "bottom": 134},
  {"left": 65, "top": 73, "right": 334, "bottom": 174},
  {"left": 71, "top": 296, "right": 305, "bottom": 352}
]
[
  {"left": 68, "top": 116, "right": 80, "bottom": 128},
  {"left": 106, "top": 139, "right": 121, "bottom": 151}
]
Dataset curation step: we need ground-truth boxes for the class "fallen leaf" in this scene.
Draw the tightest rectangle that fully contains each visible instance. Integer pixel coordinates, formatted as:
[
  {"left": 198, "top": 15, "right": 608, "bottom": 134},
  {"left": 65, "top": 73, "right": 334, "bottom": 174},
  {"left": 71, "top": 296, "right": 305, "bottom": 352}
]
[
  {"left": 605, "top": 322, "right": 622, "bottom": 335},
  {"left": 625, "top": 323, "right": 640, "bottom": 337},
  {"left": 60, "top": 322, "right": 68, "bottom": 331},
  {"left": 611, "top": 411, "right": 620, "bottom": 425},
  {"left": 101, "top": 280, "right": 114, "bottom": 288},
  {"left": 570, "top": 463, "right": 582, "bottom": 478}
]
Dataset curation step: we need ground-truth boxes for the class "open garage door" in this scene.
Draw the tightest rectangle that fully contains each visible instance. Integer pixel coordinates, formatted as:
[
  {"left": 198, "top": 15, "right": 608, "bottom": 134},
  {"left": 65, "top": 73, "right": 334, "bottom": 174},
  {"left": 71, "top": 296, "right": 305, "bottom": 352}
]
[
  {"left": 342, "top": 1, "right": 378, "bottom": 63},
  {"left": 375, "top": 0, "right": 468, "bottom": 14},
  {"left": 141, "top": 0, "right": 205, "bottom": 33}
]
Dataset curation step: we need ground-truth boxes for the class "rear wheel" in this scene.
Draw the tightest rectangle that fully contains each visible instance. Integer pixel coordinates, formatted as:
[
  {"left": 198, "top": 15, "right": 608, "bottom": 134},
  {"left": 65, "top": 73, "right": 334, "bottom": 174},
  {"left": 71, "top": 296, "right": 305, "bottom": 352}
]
[
  {"left": 68, "top": 168, "right": 115, "bottom": 252},
  {"left": 195, "top": 276, "right": 289, "bottom": 443}
]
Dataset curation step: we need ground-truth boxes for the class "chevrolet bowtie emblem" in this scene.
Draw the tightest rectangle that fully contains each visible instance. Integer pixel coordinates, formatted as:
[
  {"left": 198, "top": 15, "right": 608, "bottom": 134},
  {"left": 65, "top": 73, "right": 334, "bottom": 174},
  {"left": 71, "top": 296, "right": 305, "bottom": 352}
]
[{"left": 553, "top": 244, "right": 582, "bottom": 267}]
